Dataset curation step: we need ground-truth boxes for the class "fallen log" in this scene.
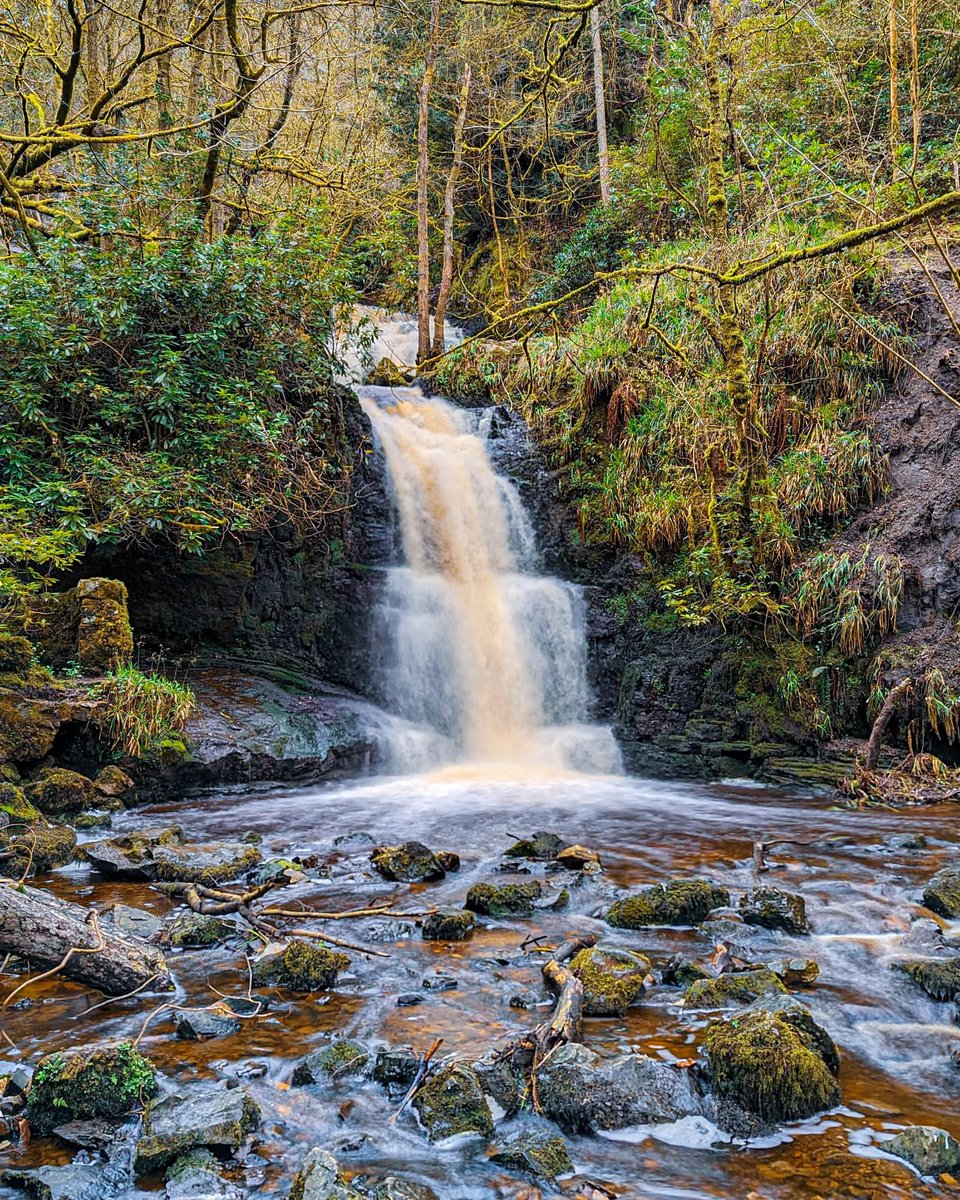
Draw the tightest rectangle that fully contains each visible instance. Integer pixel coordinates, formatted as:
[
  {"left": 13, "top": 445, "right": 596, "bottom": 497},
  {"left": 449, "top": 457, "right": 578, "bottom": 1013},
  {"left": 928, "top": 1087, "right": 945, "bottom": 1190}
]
[
  {"left": 0, "top": 883, "right": 173, "bottom": 997},
  {"left": 534, "top": 933, "right": 599, "bottom": 1054}
]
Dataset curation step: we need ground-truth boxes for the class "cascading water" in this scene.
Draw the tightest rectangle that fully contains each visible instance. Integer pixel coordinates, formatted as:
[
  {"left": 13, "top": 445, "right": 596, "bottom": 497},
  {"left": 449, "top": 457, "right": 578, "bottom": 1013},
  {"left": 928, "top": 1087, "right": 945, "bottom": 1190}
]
[{"left": 353, "top": 317, "right": 620, "bottom": 775}]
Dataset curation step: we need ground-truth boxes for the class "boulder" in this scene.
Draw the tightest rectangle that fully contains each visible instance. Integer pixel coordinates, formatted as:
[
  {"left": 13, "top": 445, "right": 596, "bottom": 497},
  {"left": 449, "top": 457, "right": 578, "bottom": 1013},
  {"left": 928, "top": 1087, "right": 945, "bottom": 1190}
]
[
  {"left": 174, "top": 1005, "right": 242, "bottom": 1040},
  {"left": 1, "top": 1164, "right": 106, "bottom": 1200},
  {"left": 290, "top": 1149, "right": 362, "bottom": 1200},
  {"left": 252, "top": 939, "right": 348, "bottom": 991},
  {"left": 569, "top": 944, "right": 650, "bottom": 1015},
  {"left": 373, "top": 1046, "right": 420, "bottom": 1091},
  {"left": 739, "top": 887, "right": 809, "bottom": 935},
  {"left": 701, "top": 994, "right": 840, "bottom": 1127},
  {"left": 884, "top": 1125, "right": 960, "bottom": 1177},
  {"left": 412, "top": 1062, "right": 493, "bottom": 1141},
  {"left": 0, "top": 782, "right": 41, "bottom": 825},
  {"left": 421, "top": 908, "right": 475, "bottom": 941},
  {"left": 92, "top": 766, "right": 135, "bottom": 797},
  {"left": 0, "top": 691, "right": 60, "bottom": 762},
  {"left": 5, "top": 823, "right": 77, "bottom": 874},
  {"left": 488, "top": 1133, "right": 572, "bottom": 1180},
  {"left": 153, "top": 841, "right": 262, "bottom": 886},
  {"left": 83, "top": 827, "right": 183, "bottom": 879},
  {"left": 367, "top": 358, "right": 412, "bottom": 388},
  {"left": 107, "top": 903, "right": 163, "bottom": 941},
  {"left": 165, "top": 1148, "right": 244, "bottom": 1199},
  {"left": 536, "top": 1042, "right": 702, "bottom": 1133},
  {"left": 26, "top": 1042, "right": 157, "bottom": 1134},
  {"left": 465, "top": 881, "right": 542, "bottom": 917},
  {"left": 922, "top": 868, "right": 960, "bottom": 919},
  {"left": 168, "top": 912, "right": 237, "bottom": 949},
  {"left": 27, "top": 769, "right": 95, "bottom": 816},
  {"left": 894, "top": 957, "right": 960, "bottom": 1001},
  {"left": 503, "top": 831, "right": 564, "bottom": 861},
  {"left": 607, "top": 879, "right": 730, "bottom": 928},
  {"left": 75, "top": 577, "right": 133, "bottom": 672},
  {"left": 767, "top": 957, "right": 819, "bottom": 986},
  {"left": 370, "top": 841, "right": 444, "bottom": 883},
  {"left": 293, "top": 1040, "right": 369, "bottom": 1084},
  {"left": 685, "top": 968, "right": 787, "bottom": 1009},
  {"left": 134, "top": 1085, "right": 261, "bottom": 1174},
  {"left": 556, "top": 844, "right": 601, "bottom": 870}
]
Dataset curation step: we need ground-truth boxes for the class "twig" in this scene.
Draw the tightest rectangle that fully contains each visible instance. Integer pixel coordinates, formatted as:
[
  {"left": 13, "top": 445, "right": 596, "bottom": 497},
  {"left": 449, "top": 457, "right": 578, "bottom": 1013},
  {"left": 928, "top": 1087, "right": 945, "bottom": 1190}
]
[{"left": 389, "top": 1037, "right": 444, "bottom": 1124}]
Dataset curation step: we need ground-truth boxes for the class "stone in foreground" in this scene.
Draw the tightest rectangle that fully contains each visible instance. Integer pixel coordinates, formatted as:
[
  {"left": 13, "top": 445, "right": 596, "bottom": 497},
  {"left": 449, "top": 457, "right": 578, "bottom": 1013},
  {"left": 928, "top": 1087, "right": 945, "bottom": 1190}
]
[
  {"left": 290, "top": 1148, "right": 362, "bottom": 1199},
  {"left": 421, "top": 908, "right": 475, "bottom": 941},
  {"left": 570, "top": 944, "right": 650, "bottom": 1015},
  {"left": 884, "top": 1125, "right": 960, "bottom": 1177},
  {"left": 685, "top": 967, "right": 787, "bottom": 1009},
  {"left": 412, "top": 1062, "right": 493, "bottom": 1141},
  {"left": 252, "top": 939, "right": 349, "bottom": 991},
  {"left": 489, "top": 1132, "right": 572, "bottom": 1180},
  {"left": 922, "top": 868, "right": 960, "bottom": 919},
  {"left": 739, "top": 887, "right": 809, "bottom": 935},
  {"left": 26, "top": 1041, "right": 157, "bottom": 1134},
  {"left": 464, "top": 881, "right": 542, "bottom": 917},
  {"left": 134, "top": 1085, "right": 261, "bottom": 1174},
  {"left": 606, "top": 879, "right": 730, "bottom": 928},
  {"left": 370, "top": 841, "right": 444, "bottom": 882}
]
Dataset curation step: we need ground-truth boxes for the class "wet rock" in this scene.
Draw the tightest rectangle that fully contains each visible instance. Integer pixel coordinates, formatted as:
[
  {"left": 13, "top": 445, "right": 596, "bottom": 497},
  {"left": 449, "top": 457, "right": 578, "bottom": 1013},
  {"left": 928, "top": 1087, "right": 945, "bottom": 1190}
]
[
  {"left": 254, "top": 858, "right": 304, "bottom": 885},
  {"left": 739, "top": 887, "right": 809, "bottom": 935},
  {"left": 435, "top": 852, "right": 460, "bottom": 873},
  {"left": 174, "top": 1004, "right": 242, "bottom": 1040},
  {"left": 169, "top": 912, "right": 237, "bottom": 949},
  {"left": 767, "top": 957, "right": 819, "bottom": 986},
  {"left": 364, "top": 919, "right": 416, "bottom": 943},
  {"left": 370, "top": 841, "right": 444, "bottom": 883},
  {"left": 252, "top": 940, "right": 348, "bottom": 991},
  {"left": 471, "top": 1052, "right": 521, "bottom": 1117},
  {"left": 51, "top": 1117, "right": 128, "bottom": 1149},
  {"left": 75, "top": 577, "right": 133, "bottom": 672},
  {"left": 165, "top": 1148, "right": 244, "bottom": 1199},
  {"left": 6, "top": 823, "right": 77, "bottom": 874},
  {"left": 886, "top": 832, "right": 927, "bottom": 851},
  {"left": 606, "top": 879, "right": 730, "bottom": 928},
  {"left": 421, "top": 908, "right": 475, "bottom": 941},
  {"left": 422, "top": 974, "right": 457, "bottom": 991},
  {"left": 27, "top": 1041, "right": 157, "bottom": 1134},
  {"left": 503, "top": 831, "right": 564, "bottom": 861},
  {"left": 26, "top": 769, "right": 94, "bottom": 816},
  {"left": 701, "top": 994, "right": 840, "bottom": 1127},
  {"left": 537, "top": 887, "right": 570, "bottom": 911},
  {"left": 894, "top": 957, "right": 960, "bottom": 1000},
  {"left": 662, "top": 955, "right": 711, "bottom": 986},
  {"left": 84, "top": 828, "right": 182, "bottom": 880},
  {"left": 373, "top": 1046, "right": 420, "bottom": 1090},
  {"left": 0, "top": 691, "right": 60, "bottom": 762},
  {"left": 489, "top": 1132, "right": 572, "bottom": 1180},
  {"left": 465, "top": 881, "right": 542, "bottom": 917},
  {"left": 293, "top": 1040, "right": 370, "bottom": 1084},
  {"left": 290, "top": 1148, "right": 362, "bottom": 1200},
  {"left": 1, "top": 1163, "right": 106, "bottom": 1200},
  {"left": 153, "top": 842, "right": 262, "bottom": 886},
  {"left": 396, "top": 993, "right": 422, "bottom": 1007},
  {"left": 884, "top": 1125, "right": 960, "bottom": 1177},
  {"left": 0, "top": 782, "right": 41, "bottom": 825},
  {"left": 134, "top": 1085, "right": 261, "bottom": 1174},
  {"left": 556, "top": 844, "right": 601, "bottom": 870},
  {"left": 536, "top": 1043, "right": 702, "bottom": 1133},
  {"left": 0, "top": 1060, "right": 32, "bottom": 1097},
  {"left": 92, "top": 766, "right": 135, "bottom": 798},
  {"left": 508, "top": 988, "right": 543, "bottom": 1009},
  {"left": 363, "top": 1178, "right": 439, "bottom": 1200},
  {"left": 901, "top": 919, "right": 947, "bottom": 954},
  {"left": 106, "top": 904, "right": 163, "bottom": 941},
  {"left": 368, "top": 357, "right": 412, "bottom": 388},
  {"left": 922, "top": 867, "right": 960, "bottom": 919},
  {"left": 412, "top": 1062, "right": 493, "bottom": 1141},
  {"left": 570, "top": 944, "right": 650, "bottom": 1015},
  {"left": 685, "top": 967, "right": 787, "bottom": 1009}
]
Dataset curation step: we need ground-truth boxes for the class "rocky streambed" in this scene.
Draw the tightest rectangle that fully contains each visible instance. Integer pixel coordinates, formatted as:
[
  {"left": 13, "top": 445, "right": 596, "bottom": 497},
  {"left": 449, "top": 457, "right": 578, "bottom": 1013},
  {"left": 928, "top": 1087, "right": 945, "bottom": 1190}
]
[{"left": 1, "top": 771, "right": 960, "bottom": 1200}]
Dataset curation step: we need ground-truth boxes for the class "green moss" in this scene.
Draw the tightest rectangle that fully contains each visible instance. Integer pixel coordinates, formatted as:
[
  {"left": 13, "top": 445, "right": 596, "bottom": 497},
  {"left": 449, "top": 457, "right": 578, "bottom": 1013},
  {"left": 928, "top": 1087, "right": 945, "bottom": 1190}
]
[
  {"left": 27, "top": 1042, "right": 157, "bottom": 1134},
  {"left": 503, "top": 831, "right": 564, "bottom": 860},
  {"left": 292, "top": 1039, "right": 369, "bottom": 1084},
  {"left": 0, "top": 691, "right": 60, "bottom": 762},
  {"left": 168, "top": 913, "right": 235, "bottom": 948},
  {"left": 251, "top": 939, "right": 349, "bottom": 991},
  {"left": 570, "top": 945, "right": 650, "bottom": 1016},
  {"left": 895, "top": 958, "right": 960, "bottom": 1001},
  {"left": 370, "top": 841, "right": 444, "bottom": 882},
  {"left": 702, "top": 1003, "right": 840, "bottom": 1124},
  {"left": 739, "top": 888, "right": 809, "bottom": 935},
  {"left": 922, "top": 868, "right": 960, "bottom": 919},
  {"left": 0, "top": 634, "right": 33, "bottom": 674},
  {"left": 0, "top": 782, "right": 41, "bottom": 824},
  {"left": 421, "top": 908, "right": 476, "bottom": 941},
  {"left": 6, "top": 823, "right": 78, "bottom": 874},
  {"left": 491, "top": 1133, "right": 572, "bottom": 1180},
  {"left": 607, "top": 879, "right": 730, "bottom": 928},
  {"left": 685, "top": 968, "right": 787, "bottom": 1009},
  {"left": 27, "top": 769, "right": 94, "bottom": 816},
  {"left": 76, "top": 579, "right": 133, "bottom": 672},
  {"left": 465, "top": 881, "right": 542, "bottom": 917},
  {"left": 412, "top": 1062, "right": 493, "bottom": 1141}
]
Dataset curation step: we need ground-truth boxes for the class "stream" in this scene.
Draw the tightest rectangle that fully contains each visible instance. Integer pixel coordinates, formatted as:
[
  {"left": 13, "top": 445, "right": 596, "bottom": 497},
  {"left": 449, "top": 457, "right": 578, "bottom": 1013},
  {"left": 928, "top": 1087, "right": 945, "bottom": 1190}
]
[{"left": 2, "top": 313, "right": 959, "bottom": 1199}]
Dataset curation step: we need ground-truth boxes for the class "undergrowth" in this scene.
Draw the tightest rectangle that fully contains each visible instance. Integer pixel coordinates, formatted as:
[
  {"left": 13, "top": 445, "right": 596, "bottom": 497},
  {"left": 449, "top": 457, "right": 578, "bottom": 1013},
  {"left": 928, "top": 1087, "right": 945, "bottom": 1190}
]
[{"left": 89, "top": 665, "right": 195, "bottom": 757}]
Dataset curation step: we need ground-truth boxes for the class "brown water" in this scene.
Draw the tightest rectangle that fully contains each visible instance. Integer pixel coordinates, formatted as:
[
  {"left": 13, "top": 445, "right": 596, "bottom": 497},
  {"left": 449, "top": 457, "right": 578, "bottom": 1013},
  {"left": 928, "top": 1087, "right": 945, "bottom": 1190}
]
[{"left": 3, "top": 770, "right": 959, "bottom": 1199}]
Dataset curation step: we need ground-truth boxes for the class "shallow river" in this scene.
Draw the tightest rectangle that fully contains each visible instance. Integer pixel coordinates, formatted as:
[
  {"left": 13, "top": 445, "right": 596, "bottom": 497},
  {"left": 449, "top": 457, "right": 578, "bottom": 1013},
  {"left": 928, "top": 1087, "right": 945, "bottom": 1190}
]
[{"left": 4, "top": 769, "right": 959, "bottom": 1199}]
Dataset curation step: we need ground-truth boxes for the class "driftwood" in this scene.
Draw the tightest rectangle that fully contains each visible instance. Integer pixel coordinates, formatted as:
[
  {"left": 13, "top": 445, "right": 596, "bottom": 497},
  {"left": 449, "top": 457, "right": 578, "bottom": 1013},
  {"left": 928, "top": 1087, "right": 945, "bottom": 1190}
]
[
  {"left": 533, "top": 933, "right": 599, "bottom": 1054},
  {"left": 0, "top": 883, "right": 173, "bottom": 997}
]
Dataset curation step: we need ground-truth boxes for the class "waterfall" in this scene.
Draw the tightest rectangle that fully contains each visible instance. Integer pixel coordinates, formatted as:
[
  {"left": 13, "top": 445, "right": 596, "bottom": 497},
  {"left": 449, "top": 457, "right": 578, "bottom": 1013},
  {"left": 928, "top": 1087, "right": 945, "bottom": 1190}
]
[{"left": 355, "top": 322, "right": 620, "bottom": 776}]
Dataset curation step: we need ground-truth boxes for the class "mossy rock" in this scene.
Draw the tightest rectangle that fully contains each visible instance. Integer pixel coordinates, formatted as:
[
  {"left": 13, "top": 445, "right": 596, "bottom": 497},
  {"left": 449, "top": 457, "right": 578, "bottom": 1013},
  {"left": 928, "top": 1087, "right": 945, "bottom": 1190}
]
[
  {"left": 685, "top": 968, "right": 787, "bottom": 1009},
  {"left": 412, "top": 1062, "right": 493, "bottom": 1141},
  {"left": 767, "top": 957, "right": 820, "bottom": 986},
  {"left": 290, "top": 1148, "right": 363, "bottom": 1200},
  {"left": 0, "top": 634, "right": 33, "bottom": 674},
  {"left": 75, "top": 578, "right": 133, "bottom": 672},
  {"left": 370, "top": 841, "right": 444, "bottom": 883},
  {"left": 489, "top": 1133, "right": 572, "bottom": 1180},
  {"left": 607, "top": 879, "right": 730, "bottom": 928},
  {"left": 702, "top": 995, "right": 840, "bottom": 1125},
  {"left": 27, "top": 1041, "right": 157, "bottom": 1135},
  {"left": 465, "top": 881, "right": 542, "bottom": 917},
  {"left": 168, "top": 912, "right": 237, "bottom": 949},
  {"left": 0, "top": 782, "right": 42, "bottom": 825},
  {"left": 884, "top": 1125, "right": 960, "bottom": 1177},
  {"left": 570, "top": 945, "right": 650, "bottom": 1016},
  {"left": 92, "top": 766, "right": 135, "bottom": 797},
  {"left": 6, "top": 823, "right": 78, "bottom": 874},
  {"left": 133, "top": 1084, "right": 260, "bottom": 1174},
  {"left": 894, "top": 957, "right": 960, "bottom": 1001},
  {"left": 292, "top": 1039, "right": 369, "bottom": 1085},
  {"left": 27, "top": 769, "right": 94, "bottom": 816},
  {"left": 24, "top": 590, "right": 81, "bottom": 668},
  {"left": 0, "top": 690, "right": 60, "bottom": 762},
  {"left": 922, "top": 868, "right": 960, "bottom": 919},
  {"left": 421, "top": 908, "right": 476, "bottom": 941},
  {"left": 152, "top": 841, "right": 261, "bottom": 886},
  {"left": 739, "top": 887, "right": 809, "bottom": 935},
  {"left": 251, "top": 939, "right": 349, "bottom": 991},
  {"left": 503, "top": 831, "right": 564, "bottom": 861},
  {"left": 367, "top": 357, "right": 413, "bottom": 388}
]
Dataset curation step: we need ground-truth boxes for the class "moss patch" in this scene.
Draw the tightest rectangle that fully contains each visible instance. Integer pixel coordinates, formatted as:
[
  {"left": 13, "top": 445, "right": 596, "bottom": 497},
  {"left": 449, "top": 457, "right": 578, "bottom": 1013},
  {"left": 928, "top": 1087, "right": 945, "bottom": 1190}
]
[
  {"left": 421, "top": 908, "right": 476, "bottom": 941},
  {"left": 0, "top": 634, "right": 33, "bottom": 674},
  {"left": 739, "top": 888, "right": 809, "bottom": 935},
  {"left": 465, "top": 881, "right": 542, "bottom": 917},
  {"left": 27, "top": 769, "right": 94, "bottom": 816},
  {"left": 6, "top": 823, "right": 77, "bottom": 874},
  {"left": 607, "top": 879, "right": 730, "bottom": 928},
  {"left": 76, "top": 578, "right": 133, "bottom": 672},
  {"left": 685, "top": 968, "right": 787, "bottom": 1009},
  {"left": 895, "top": 958, "right": 960, "bottom": 1001},
  {"left": 412, "top": 1062, "right": 493, "bottom": 1141},
  {"left": 922, "top": 868, "right": 960, "bottom": 919},
  {"left": 292, "top": 1039, "right": 369, "bottom": 1084},
  {"left": 570, "top": 945, "right": 650, "bottom": 1015},
  {"left": 0, "top": 782, "right": 41, "bottom": 825},
  {"left": 0, "top": 691, "right": 60, "bottom": 762},
  {"left": 251, "top": 939, "right": 349, "bottom": 991},
  {"left": 27, "top": 1042, "right": 157, "bottom": 1134}
]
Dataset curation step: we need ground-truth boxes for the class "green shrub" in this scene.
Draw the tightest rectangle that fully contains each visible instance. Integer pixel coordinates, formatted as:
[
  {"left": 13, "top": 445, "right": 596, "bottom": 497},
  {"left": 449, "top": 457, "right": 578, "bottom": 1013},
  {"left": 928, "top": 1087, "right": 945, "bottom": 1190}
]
[{"left": 90, "top": 665, "right": 194, "bottom": 758}]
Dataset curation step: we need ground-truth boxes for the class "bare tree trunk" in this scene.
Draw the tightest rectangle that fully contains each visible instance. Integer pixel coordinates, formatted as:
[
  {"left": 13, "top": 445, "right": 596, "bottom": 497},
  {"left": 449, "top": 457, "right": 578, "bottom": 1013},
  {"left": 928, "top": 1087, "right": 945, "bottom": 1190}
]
[
  {"left": 864, "top": 677, "right": 913, "bottom": 770},
  {"left": 908, "top": 0, "right": 920, "bottom": 174},
  {"left": 432, "top": 63, "right": 472, "bottom": 356},
  {"left": 889, "top": 0, "right": 900, "bottom": 185},
  {"left": 416, "top": 0, "right": 441, "bottom": 364},
  {"left": 591, "top": 2, "right": 611, "bottom": 205}
]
